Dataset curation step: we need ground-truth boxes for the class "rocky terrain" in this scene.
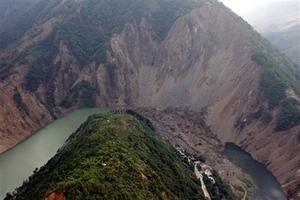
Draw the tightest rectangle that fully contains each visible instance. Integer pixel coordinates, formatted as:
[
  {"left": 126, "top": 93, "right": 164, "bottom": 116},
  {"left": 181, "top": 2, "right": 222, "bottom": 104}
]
[
  {"left": 0, "top": 0, "right": 299, "bottom": 198},
  {"left": 133, "top": 107, "right": 253, "bottom": 195}
]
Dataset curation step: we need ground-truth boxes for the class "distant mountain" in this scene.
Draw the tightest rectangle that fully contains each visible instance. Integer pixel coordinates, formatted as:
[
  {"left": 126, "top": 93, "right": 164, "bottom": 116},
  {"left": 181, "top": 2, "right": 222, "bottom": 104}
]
[
  {"left": 0, "top": 0, "right": 299, "bottom": 198},
  {"left": 245, "top": 2, "right": 299, "bottom": 65}
]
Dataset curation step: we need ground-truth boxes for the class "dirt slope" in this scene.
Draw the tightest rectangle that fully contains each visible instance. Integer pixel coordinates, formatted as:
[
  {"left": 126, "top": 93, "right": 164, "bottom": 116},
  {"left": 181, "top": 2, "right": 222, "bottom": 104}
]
[{"left": 0, "top": 3, "right": 298, "bottom": 197}]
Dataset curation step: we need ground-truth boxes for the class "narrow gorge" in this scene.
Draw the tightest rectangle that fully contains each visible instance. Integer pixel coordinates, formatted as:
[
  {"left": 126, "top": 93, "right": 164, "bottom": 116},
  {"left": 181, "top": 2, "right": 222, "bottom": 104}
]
[{"left": 0, "top": 0, "right": 299, "bottom": 198}]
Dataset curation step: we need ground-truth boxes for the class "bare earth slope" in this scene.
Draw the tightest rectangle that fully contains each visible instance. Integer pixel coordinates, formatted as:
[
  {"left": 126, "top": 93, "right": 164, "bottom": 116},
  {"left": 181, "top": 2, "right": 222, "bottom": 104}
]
[
  {"left": 110, "top": 5, "right": 300, "bottom": 196},
  {"left": 0, "top": 2, "right": 299, "bottom": 198},
  {"left": 0, "top": 84, "right": 53, "bottom": 153}
]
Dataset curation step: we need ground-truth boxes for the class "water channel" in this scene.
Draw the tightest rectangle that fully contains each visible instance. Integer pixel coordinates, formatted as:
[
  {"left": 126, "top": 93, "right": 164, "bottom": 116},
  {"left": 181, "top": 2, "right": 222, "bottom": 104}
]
[
  {"left": 223, "top": 142, "right": 287, "bottom": 200},
  {"left": 0, "top": 107, "right": 112, "bottom": 199},
  {"left": 0, "top": 108, "right": 288, "bottom": 200}
]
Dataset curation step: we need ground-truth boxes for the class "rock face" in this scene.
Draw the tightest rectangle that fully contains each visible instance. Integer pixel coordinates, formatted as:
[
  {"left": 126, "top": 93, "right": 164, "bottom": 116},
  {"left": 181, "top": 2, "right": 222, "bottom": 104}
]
[
  {"left": 0, "top": 0, "right": 299, "bottom": 197},
  {"left": 109, "top": 5, "right": 300, "bottom": 195},
  {"left": 44, "top": 193, "right": 65, "bottom": 200},
  {"left": 0, "top": 84, "right": 53, "bottom": 153}
]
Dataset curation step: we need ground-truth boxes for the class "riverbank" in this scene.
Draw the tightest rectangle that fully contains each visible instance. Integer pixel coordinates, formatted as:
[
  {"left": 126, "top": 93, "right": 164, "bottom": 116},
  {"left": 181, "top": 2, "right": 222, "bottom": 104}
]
[
  {"left": 1, "top": 106, "right": 287, "bottom": 199},
  {"left": 0, "top": 107, "right": 112, "bottom": 199},
  {"left": 134, "top": 107, "right": 253, "bottom": 199},
  {"left": 223, "top": 142, "right": 287, "bottom": 200},
  {"left": 0, "top": 107, "right": 113, "bottom": 155}
]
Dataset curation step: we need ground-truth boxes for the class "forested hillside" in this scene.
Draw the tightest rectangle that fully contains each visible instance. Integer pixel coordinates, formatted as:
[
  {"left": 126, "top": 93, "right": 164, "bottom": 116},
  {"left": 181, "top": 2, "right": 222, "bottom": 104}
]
[
  {"left": 6, "top": 113, "right": 207, "bottom": 200},
  {"left": 0, "top": 0, "right": 299, "bottom": 198}
]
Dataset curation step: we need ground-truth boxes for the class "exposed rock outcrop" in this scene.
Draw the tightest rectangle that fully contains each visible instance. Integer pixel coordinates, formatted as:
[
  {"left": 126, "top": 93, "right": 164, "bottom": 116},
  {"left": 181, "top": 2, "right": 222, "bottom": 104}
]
[{"left": 0, "top": 1, "right": 298, "bottom": 197}]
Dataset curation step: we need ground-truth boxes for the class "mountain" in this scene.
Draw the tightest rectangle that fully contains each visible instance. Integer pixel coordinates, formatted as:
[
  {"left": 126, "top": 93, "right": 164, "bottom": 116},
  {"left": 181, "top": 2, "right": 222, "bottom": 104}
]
[
  {"left": 4, "top": 112, "right": 233, "bottom": 200},
  {"left": 244, "top": 2, "right": 299, "bottom": 65},
  {"left": 0, "top": 0, "right": 299, "bottom": 198}
]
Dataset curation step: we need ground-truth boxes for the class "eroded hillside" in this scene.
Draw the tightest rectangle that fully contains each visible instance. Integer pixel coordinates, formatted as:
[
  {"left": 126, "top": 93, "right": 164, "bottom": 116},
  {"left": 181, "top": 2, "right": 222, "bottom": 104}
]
[{"left": 0, "top": 0, "right": 299, "bottom": 198}]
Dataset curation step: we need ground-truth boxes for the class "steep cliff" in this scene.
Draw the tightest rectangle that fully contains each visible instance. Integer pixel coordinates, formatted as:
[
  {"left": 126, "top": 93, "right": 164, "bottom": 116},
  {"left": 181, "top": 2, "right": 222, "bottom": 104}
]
[
  {"left": 0, "top": 84, "right": 53, "bottom": 153},
  {"left": 0, "top": 0, "right": 299, "bottom": 197}
]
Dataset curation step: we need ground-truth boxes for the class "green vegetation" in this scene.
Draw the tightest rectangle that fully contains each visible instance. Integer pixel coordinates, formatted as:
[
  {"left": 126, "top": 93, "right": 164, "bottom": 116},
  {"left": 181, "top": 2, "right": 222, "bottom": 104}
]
[
  {"left": 252, "top": 106, "right": 264, "bottom": 119},
  {"left": 12, "top": 88, "right": 29, "bottom": 115},
  {"left": 106, "top": 63, "right": 117, "bottom": 83},
  {"left": 1, "top": 0, "right": 206, "bottom": 109},
  {"left": 195, "top": 155, "right": 206, "bottom": 163},
  {"left": 212, "top": 0, "right": 300, "bottom": 129},
  {"left": 259, "top": 68, "right": 287, "bottom": 109},
  {"left": 51, "top": 0, "right": 203, "bottom": 65},
  {"left": 24, "top": 65, "right": 43, "bottom": 92},
  {"left": 0, "top": 58, "right": 13, "bottom": 80},
  {"left": 276, "top": 98, "right": 300, "bottom": 131},
  {"left": 238, "top": 175, "right": 254, "bottom": 188},
  {"left": 146, "top": 0, "right": 202, "bottom": 40},
  {"left": 0, "top": 0, "right": 61, "bottom": 50},
  {"left": 2, "top": 0, "right": 204, "bottom": 67},
  {"left": 23, "top": 32, "right": 60, "bottom": 92},
  {"left": 61, "top": 80, "right": 96, "bottom": 108},
  {"left": 11, "top": 113, "right": 204, "bottom": 200},
  {"left": 251, "top": 39, "right": 299, "bottom": 109},
  {"left": 1, "top": 0, "right": 299, "bottom": 133},
  {"left": 252, "top": 106, "right": 273, "bottom": 123},
  {"left": 203, "top": 170, "right": 236, "bottom": 200},
  {"left": 250, "top": 33, "right": 299, "bottom": 130},
  {"left": 262, "top": 110, "right": 273, "bottom": 123},
  {"left": 126, "top": 109, "right": 155, "bottom": 131}
]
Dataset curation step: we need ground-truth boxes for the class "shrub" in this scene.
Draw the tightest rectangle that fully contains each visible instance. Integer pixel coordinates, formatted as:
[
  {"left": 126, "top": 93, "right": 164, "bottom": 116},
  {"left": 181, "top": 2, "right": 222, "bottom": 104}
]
[
  {"left": 259, "top": 68, "right": 287, "bottom": 109},
  {"left": 13, "top": 88, "right": 29, "bottom": 114},
  {"left": 11, "top": 113, "right": 205, "bottom": 200},
  {"left": 61, "top": 81, "right": 96, "bottom": 108},
  {"left": 252, "top": 106, "right": 264, "bottom": 119},
  {"left": 262, "top": 111, "right": 272, "bottom": 123},
  {"left": 276, "top": 98, "right": 300, "bottom": 131}
]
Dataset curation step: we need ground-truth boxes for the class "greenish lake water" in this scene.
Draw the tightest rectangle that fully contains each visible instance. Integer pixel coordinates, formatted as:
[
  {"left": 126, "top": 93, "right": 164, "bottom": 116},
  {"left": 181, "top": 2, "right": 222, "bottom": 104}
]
[
  {"left": 0, "top": 107, "right": 112, "bottom": 199},
  {"left": 0, "top": 109, "right": 288, "bottom": 200}
]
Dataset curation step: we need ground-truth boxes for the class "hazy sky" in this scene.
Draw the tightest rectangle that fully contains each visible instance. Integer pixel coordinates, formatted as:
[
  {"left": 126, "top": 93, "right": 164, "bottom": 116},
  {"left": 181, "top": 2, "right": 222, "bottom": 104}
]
[{"left": 220, "top": 0, "right": 299, "bottom": 16}]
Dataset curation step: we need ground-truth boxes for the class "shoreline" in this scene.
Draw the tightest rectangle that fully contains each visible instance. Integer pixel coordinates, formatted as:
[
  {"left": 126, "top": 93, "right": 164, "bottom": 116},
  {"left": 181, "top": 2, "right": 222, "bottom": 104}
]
[{"left": 0, "top": 106, "right": 115, "bottom": 156}]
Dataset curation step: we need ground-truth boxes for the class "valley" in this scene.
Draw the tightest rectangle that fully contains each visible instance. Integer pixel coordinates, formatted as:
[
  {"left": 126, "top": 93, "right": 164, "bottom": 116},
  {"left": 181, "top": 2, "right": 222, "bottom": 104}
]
[{"left": 0, "top": 0, "right": 299, "bottom": 199}]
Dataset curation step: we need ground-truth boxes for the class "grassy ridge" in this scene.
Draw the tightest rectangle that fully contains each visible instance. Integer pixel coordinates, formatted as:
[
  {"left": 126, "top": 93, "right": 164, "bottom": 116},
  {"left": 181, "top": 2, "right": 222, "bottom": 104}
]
[{"left": 11, "top": 113, "right": 204, "bottom": 200}]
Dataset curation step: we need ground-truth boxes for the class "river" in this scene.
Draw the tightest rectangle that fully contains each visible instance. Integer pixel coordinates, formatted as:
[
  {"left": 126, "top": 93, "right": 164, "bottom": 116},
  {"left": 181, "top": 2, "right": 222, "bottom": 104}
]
[
  {"left": 0, "top": 107, "right": 112, "bottom": 199},
  {"left": 223, "top": 142, "right": 287, "bottom": 200},
  {"left": 0, "top": 110, "right": 288, "bottom": 199}
]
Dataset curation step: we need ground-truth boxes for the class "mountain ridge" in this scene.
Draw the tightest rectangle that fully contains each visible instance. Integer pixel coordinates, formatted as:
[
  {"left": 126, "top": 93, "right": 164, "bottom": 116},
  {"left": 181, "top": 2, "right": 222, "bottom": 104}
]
[
  {"left": 6, "top": 112, "right": 208, "bottom": 200},
  {"left": 0, "top": 0, "right": 299, "bottom": 198}
]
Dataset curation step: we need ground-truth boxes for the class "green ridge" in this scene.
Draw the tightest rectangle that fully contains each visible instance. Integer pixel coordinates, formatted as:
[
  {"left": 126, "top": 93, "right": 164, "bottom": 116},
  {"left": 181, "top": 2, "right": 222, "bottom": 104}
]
[{"left": 11, "top": 113, "right": 205, "bottom": 200}]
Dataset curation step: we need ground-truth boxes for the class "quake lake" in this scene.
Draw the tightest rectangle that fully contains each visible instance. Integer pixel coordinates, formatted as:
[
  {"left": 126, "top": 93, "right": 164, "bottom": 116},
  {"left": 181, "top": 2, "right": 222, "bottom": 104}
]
[
  {"left": 0, "top": 107, "right": 112, "bottom": 199},
  {"left": 223, "top": 142, "right": 287, "bottom": 200},
  {"left": 0, "top": 107, "right": 286, "bottom": 199}
]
